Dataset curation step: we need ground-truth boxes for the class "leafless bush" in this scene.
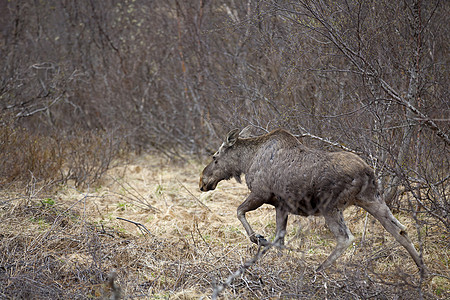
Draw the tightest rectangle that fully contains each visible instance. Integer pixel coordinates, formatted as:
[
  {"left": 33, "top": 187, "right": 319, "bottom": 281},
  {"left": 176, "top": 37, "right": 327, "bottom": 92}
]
[
  {"left": 0, "top": 114, "right": 62, "bottom": 187},
  {"left": 0, "top": 114, "right": 123, "bottom": 189},
  {"left": 60, "top": 130, "right": 123, "bottom": 188}
]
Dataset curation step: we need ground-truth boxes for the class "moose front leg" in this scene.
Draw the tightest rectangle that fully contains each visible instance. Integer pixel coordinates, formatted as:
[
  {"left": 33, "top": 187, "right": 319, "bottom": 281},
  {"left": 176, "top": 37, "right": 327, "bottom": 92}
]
[{"left": 237, "top": 193, "right": 270, "bottom": 246}]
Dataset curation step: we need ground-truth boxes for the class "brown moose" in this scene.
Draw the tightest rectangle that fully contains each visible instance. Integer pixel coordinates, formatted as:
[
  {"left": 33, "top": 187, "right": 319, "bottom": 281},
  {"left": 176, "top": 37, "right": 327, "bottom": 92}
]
[{"left": 199, "top": 128, "right": 425, "bottom": 273}]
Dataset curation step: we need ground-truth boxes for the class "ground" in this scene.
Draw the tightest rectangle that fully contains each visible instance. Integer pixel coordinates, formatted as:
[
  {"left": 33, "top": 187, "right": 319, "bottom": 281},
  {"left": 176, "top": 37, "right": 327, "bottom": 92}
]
[{"left": 0, "top": 154, "right": 448, "bottom": 299}]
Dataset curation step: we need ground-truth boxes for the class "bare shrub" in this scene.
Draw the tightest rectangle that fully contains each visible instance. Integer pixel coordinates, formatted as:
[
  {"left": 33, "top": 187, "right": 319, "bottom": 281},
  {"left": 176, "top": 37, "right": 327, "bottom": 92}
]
[
  {"left": 0, "top": 114, "right": 123, "bottom": 189},
  {"left": 59, "top": 130, "right": 124, "bottom": 188},
  {"left": 0, "top": 115, "right": 62, "bottom": 187}
]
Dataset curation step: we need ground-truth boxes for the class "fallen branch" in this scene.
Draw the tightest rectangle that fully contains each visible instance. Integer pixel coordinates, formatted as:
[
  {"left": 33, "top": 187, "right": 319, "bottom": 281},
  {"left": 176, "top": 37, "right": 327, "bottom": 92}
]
[{"left": 116, "top": 217, "right": 153, "bottom": 237}]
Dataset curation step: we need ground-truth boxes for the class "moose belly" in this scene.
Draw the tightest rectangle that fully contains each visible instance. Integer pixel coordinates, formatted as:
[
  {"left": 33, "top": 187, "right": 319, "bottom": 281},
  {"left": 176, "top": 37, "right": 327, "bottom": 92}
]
[
  {"left": 289, "top": 194, "right": 324, "bottom": 216},
  {"left": 276, "top": 183, "right": 354, "bottom": 217}
]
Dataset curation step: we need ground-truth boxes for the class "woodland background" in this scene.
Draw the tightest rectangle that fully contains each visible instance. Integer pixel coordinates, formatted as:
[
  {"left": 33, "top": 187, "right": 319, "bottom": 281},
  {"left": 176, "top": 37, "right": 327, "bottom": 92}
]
[{"left": 0, "top": 0, "right": 448, "bottom": 299}]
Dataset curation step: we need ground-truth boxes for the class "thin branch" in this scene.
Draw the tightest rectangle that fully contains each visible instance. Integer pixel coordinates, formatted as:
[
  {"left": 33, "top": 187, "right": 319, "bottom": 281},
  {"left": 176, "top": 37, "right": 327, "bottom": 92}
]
[
  {"left": 379, "top": 79, "right": 450, "bottom": 146},
  {"left": 294, "top": 126, "right": 362, "bottom": 154},
  {"left": 116, "top": 217, "right": 153, "bottom": 236},
  {"left": 16, "top": 94, "right": 64, "bottom": 118}
]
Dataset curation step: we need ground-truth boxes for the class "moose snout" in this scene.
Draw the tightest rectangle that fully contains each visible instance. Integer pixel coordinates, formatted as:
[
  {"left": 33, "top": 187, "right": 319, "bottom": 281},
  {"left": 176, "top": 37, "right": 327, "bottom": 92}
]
[
  {"left": 199, "top": 175, "right": 205, "bottom": 191},
  {"left": 199, "top": 176, "right": 217, "bottom": 192},
  {"left": 199, "top": 177, "right": 209, "bottom": 192},
  {"left": 199, "top": 181, "right": 212, "bottom": 192}
]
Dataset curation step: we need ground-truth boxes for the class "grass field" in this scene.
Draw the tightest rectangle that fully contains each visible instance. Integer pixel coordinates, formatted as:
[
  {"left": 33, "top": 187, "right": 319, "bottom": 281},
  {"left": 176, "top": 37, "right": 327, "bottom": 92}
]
[{"left": 1, "top": 154, "right": 449, "bottom": 299}]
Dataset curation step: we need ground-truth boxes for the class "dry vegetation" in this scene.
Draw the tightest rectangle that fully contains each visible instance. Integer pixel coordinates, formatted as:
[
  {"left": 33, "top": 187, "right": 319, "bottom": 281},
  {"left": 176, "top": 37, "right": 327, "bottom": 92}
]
[
  {"left": 1, "top": 154, "right": 448, "bottom": 299},
  {"left": 1, "top": 0, "right": 449, "bottom": 299}
]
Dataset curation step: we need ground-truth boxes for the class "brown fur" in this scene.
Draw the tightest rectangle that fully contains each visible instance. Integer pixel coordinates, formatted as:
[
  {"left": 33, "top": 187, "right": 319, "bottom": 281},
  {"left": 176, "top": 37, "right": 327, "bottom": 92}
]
[{"left": 200, "top": 128, "right": 426, "bottom": 273}]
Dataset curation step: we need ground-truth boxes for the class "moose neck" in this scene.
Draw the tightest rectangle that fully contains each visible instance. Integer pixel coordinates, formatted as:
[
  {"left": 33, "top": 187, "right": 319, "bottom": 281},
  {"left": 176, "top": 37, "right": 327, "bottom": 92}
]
[
  {"left": 230, "top": 129, "right": 303, "bottom": 175},
  {"left": 232, "top": 137, "right": 265, "bottom": 175}
]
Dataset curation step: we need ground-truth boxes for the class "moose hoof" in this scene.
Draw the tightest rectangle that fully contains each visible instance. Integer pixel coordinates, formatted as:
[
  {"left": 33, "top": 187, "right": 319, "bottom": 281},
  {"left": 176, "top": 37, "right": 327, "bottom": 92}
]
[
  {"left": 273, "top": 241, "right": 285, "bottom": 250},
  {"left": 255, "top": 234, "right": 269, "bottom": 246}
]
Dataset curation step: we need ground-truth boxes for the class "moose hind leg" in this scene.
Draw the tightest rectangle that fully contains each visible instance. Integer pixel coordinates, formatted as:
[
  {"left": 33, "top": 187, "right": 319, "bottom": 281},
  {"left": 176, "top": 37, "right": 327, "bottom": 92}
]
[
  {"left": 360, "top": 199, "right": 425, "bottom": 273},
  {"left": 273, "top": 206, "right": 288, "bottom": 247},
  {"left": 317, "top": 209, "right": 354, "bottom": 271}
]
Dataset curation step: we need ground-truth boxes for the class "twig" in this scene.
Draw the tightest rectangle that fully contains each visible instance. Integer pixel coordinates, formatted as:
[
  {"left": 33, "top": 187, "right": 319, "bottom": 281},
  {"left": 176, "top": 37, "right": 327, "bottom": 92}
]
[
  {"left": 27, "top": 192, "right": 94, "bottom": 251},
  {"left": 379, "top": 78, "right": 450, "bottom": 146},
  {"left": 116, "top": 217, "right": 153, "bottom": 237},
  {"left": 428, "top": 273, "right": 450, "bottom": 281}
]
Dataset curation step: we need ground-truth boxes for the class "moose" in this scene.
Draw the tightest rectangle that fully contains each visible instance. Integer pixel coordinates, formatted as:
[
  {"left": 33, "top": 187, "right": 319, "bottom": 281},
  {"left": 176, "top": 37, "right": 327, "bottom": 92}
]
[{"left": 199, "top": 128, "right": 426, "bottom": 273}]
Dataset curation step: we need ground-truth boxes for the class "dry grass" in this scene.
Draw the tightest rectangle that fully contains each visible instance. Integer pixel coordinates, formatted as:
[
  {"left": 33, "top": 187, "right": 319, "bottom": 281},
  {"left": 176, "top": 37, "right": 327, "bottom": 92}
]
[{"left": 0, "top": 154, "right": 448, "bottom": 299}]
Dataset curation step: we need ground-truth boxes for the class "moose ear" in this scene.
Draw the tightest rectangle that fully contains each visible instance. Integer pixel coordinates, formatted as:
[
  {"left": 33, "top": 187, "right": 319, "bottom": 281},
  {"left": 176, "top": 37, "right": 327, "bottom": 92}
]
[
  {"left": 239, "top": 125, "right": 252, "bottom": 139},
  {"left": 225, "top": 128, "right": 240, "bottom": 147}
]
